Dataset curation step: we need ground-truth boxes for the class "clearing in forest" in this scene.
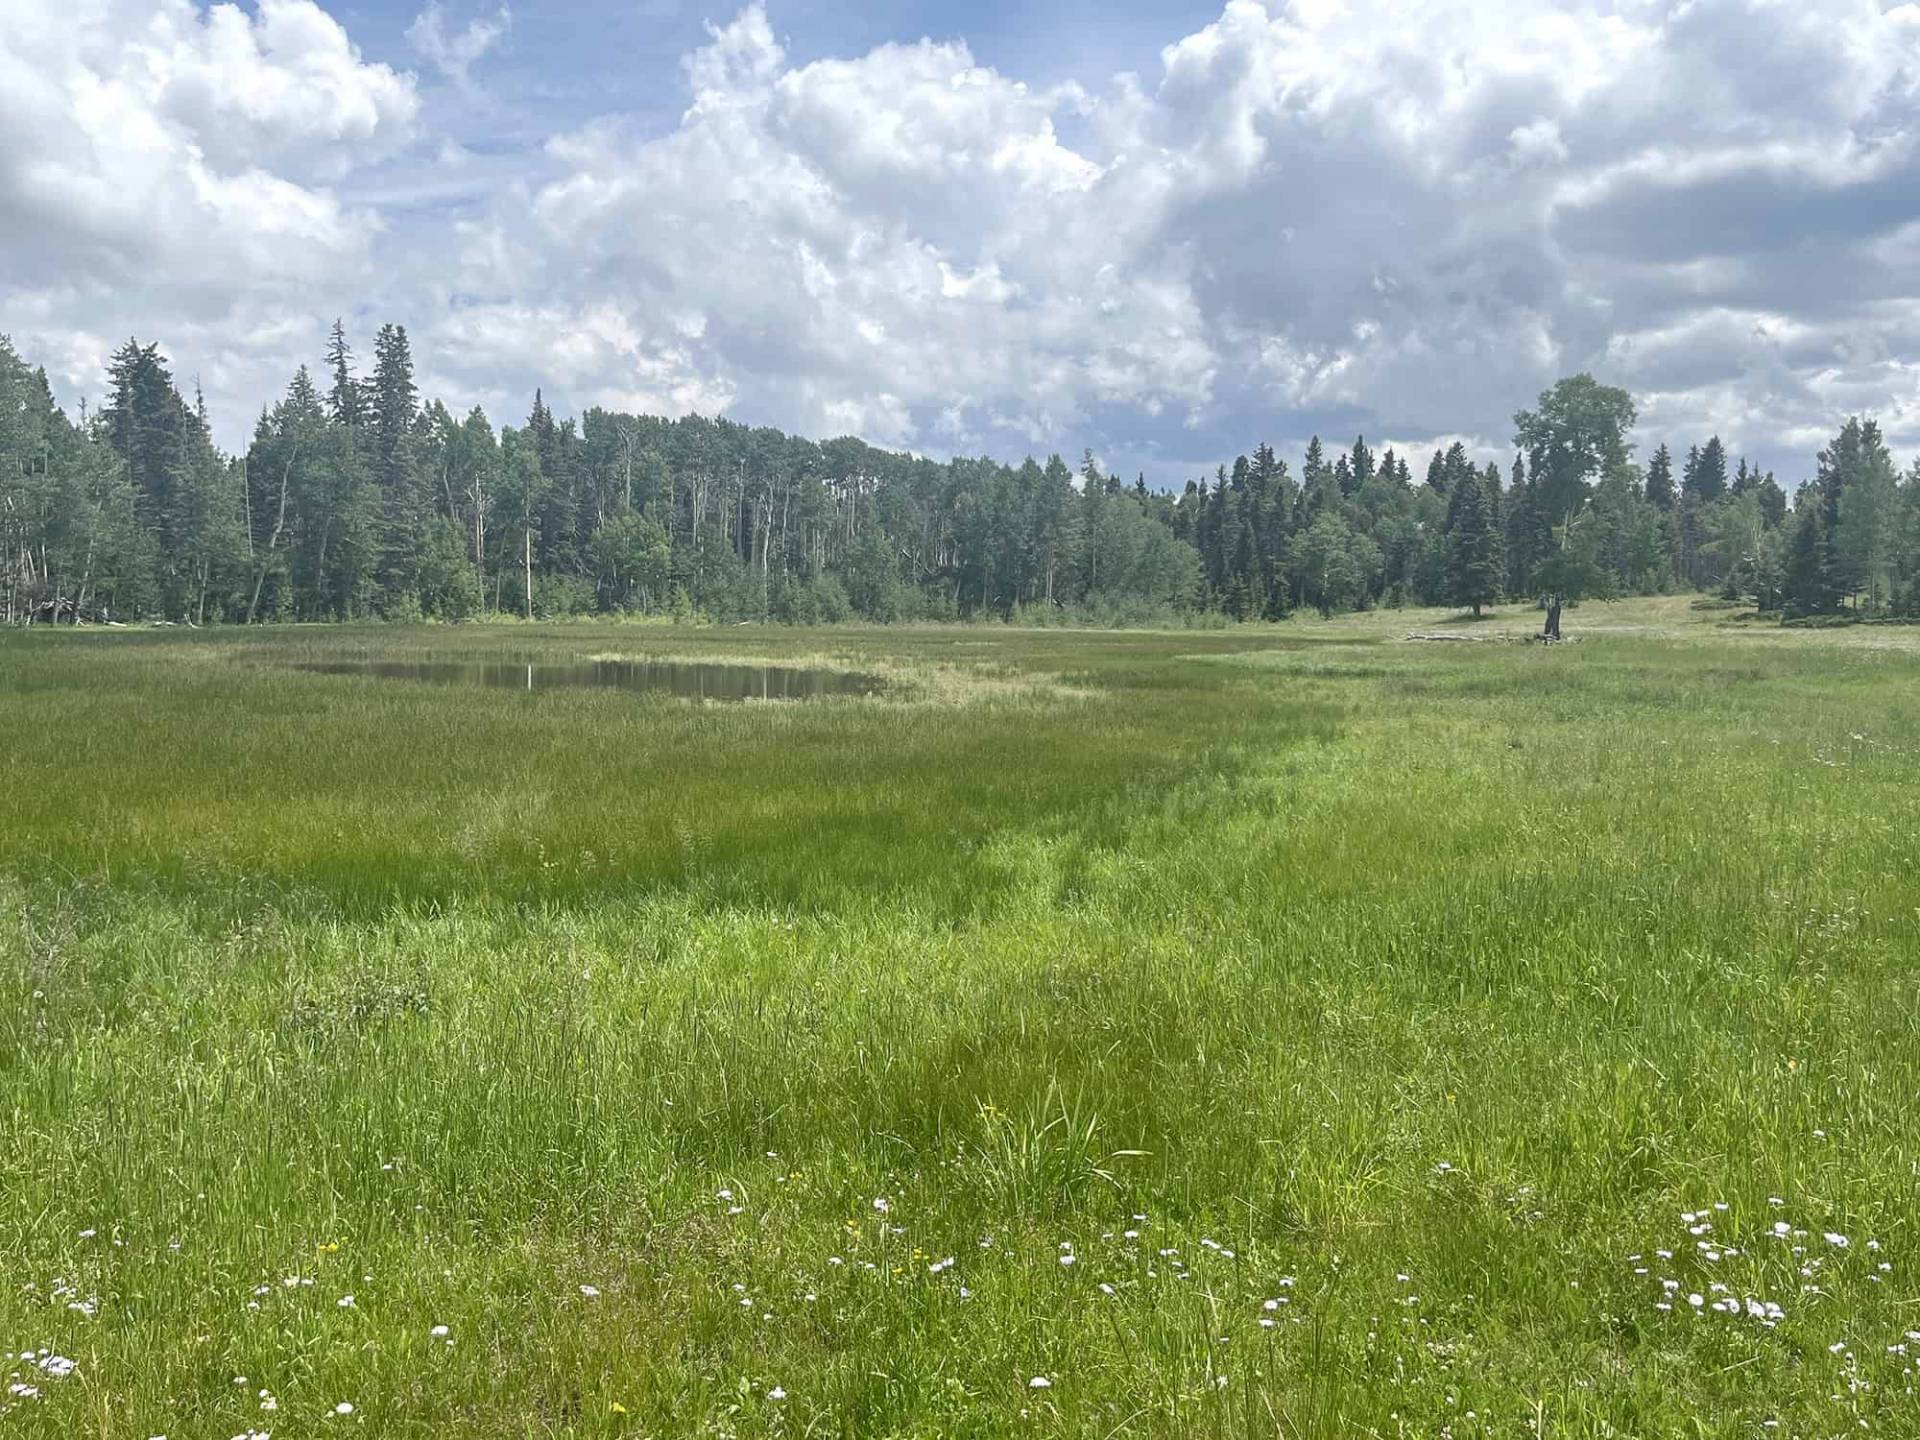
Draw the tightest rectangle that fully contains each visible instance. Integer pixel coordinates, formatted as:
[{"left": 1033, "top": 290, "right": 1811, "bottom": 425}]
[{"left": 3, "top": 598, "right": 1918, "bottom": 1438}]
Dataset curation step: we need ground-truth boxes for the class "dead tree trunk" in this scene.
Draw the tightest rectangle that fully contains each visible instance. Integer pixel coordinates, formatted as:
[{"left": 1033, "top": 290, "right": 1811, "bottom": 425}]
[{"left": 246, "top": 446, "right": 297, "bottom": 624}]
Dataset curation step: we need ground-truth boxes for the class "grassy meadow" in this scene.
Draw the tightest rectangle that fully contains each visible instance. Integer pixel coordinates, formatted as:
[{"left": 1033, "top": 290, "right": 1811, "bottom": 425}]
[{"left": 3, "top": 598, "right": 1919, "bottom": 1438}]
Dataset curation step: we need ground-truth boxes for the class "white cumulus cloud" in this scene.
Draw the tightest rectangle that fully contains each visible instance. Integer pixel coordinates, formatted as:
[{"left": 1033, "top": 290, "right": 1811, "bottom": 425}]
[
  {"left": 7, "top": 0, "right": 1920, "bottom": 482},
  {"left": 0, "top": 0, "right": 416, "bottom": 411}
]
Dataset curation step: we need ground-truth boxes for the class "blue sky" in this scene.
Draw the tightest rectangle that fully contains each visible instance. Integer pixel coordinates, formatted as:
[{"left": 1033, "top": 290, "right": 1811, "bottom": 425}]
[
  {"left": 334, "top": 0, "right": 1229, "bottom": 125},
  {"left": 5, "top": 0, "right": 1920, "bottom": 486}
]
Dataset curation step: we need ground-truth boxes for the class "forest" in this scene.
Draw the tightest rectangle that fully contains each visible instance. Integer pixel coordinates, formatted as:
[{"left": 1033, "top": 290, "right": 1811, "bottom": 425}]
[{"left": 3, "top": 322, "right": 1917, "bottom": 627}]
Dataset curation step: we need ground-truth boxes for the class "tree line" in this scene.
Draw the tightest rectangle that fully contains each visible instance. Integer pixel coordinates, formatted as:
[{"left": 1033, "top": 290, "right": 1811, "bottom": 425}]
[{"left": 4, "top": 326, "right": 1918, "bottom": 626}]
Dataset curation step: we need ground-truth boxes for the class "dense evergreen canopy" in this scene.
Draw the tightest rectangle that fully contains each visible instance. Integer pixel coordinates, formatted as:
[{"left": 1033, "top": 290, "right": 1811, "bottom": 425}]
[{"left": 4, "top": 331, "right": 1915, "bottom": 625}]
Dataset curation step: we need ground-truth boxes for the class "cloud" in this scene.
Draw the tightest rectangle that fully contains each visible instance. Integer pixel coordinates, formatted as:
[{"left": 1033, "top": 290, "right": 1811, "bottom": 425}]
[
  {"left": 7, "top": 0, "right": 1920, "bottom": 481},
  {"left": 0, "top": 0, "right": 416, "bottom": 410},
  {"left": 428, "top": 0, "right": 1920, "bottom": 476},
  {"left": 1508, "top": 119, "right": 1568, "bottom": 170},
  {"left": 438, "top": 5, "right": 1214, "bottom": 454},
  {"left": 407, "top": 3, "right": 510, "bottom": 89}
]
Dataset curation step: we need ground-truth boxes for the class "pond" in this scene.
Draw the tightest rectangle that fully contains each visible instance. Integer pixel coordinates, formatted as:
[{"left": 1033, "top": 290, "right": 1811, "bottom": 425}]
[{"left": 296, "top": 658, "right": 885, "bottom": 701}]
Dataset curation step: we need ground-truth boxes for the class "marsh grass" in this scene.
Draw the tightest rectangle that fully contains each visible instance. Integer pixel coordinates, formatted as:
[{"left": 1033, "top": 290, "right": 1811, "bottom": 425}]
[{"left": 3, "top": 600, "right": 1919, "bottom": 1436}]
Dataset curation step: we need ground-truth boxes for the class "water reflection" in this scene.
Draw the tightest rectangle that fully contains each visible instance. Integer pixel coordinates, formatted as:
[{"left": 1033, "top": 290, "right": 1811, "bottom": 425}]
[{"left": 296, "top": 658, "right": 883, "bottom": 700}]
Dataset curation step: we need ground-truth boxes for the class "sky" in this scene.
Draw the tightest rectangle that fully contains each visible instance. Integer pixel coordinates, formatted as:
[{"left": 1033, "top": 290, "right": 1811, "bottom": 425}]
[{"left": 4, "top": 0, "right": 1920, "bottom": 487}]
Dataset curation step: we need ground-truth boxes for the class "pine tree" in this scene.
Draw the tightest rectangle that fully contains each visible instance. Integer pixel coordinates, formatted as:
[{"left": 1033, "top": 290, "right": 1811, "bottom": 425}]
[
  {"left": 326, "top": 320, "right": 366, "bottom": 428},
  {"left": 1835, "top": 418, "right": 1899, "bottom": 610},
  {"left": 1756, "top": 472, "right": 1787, "bottom": 529},
  {"left": 1445, "top": 467, "right": 1502, "bottom": 616},
  {"left": 1247, "top": 442, "right": 1290, "bottom": 615},
  {"left": 1779, "top": 418, "right": 1880, "bottom": 616},
  {"left": 370, "top": 323, "right": 423, "bottom": 606},
  {"left": 1504, "top": 467, "right": 1551, "bottom": 597},
  {"left": 1644, "top": 443, "right": 1675, "bottom": 511},
  {"left": 103, "top": 339, "right": 197, "bottom": 617},
  {"left": 527, "top": 391, "right": 582, "bottom": 576},
  {"left": 1783, "top": 502, "right": 1836, "bottom": 616},
  {"left": 1346, "top": 436, "right": 1373, "bottom": 495},
  {"left": 1302, "top": 437, "right": 1328, "bottom": 495},
  {"left": 496, "top": 426, "right": 546, "bottom": 618},
  {"left": 1686, "top": 437, "right": 1728, "bottom": 503},
  {"left": 1203, "top": 465, "right": 1233, "bottom": 601}
]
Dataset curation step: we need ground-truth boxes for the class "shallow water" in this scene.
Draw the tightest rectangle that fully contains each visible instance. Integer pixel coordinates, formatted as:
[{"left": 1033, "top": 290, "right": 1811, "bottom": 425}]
[{"left": 296, "top": 658, "right": 884, "bottom": 700}]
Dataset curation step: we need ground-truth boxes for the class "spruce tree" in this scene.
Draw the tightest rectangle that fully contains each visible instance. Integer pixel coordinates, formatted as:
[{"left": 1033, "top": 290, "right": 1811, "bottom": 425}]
[
  {"left": 1504, "top": 466, "right": 1552, "bottom": 597},
  {"left": 1756, "top": 473, "right": 1787, "bottom": 529},
  {"left": 1346, "top": 436, "right": 1373, "bottom": 495},
  {"left": 1644, "top": 443, "right": 1675, "bottom": 510},
  {"left": 325, "top": 320, "right": 366, "bottom": 428},
  {"left": 1445, "top": 468, "right": 1502, "bottom": 616},
  {"left": 1302, "top": 437, "right": 1328, "bottom": 495},
  {"left": 1835, "top": 418, "right": 1899, "bottom": 610},
  {"left": 1783, "top": 503, "right": 1837, "bottom": 616},
  {"left": 1689, "top": 437, "right": 1728, "bottom": 503},
  {"left": 103, "top": 340, "right": 196, "bottom": 617},
  {"left": 370, "top": 323, "right": 423, "bottom": 605}
]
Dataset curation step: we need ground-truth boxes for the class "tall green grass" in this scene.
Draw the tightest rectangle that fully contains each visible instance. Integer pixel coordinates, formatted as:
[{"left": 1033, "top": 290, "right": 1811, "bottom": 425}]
[{"left": 3, "top": 602, "right": 1918, "bottom": 1436}]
